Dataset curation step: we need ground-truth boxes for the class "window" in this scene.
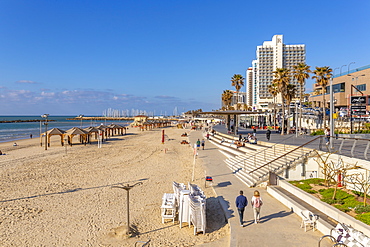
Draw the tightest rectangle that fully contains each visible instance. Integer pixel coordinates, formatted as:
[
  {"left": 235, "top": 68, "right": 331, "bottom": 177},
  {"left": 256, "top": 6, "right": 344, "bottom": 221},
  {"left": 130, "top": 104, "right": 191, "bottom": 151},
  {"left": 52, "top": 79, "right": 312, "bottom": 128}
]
[{"left": 356, "top": 84, "right": 366, "bottom": 92}]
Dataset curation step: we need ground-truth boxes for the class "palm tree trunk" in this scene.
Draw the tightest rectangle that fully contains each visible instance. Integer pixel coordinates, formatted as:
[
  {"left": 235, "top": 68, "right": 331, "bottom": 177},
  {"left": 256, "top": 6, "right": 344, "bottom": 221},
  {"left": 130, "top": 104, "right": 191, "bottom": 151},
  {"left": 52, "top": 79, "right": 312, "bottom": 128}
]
[
  {"left": 287, "top": 103, "right": 291, "bottom": 134},
  {"left": 281, "top": 94, "right": 285, "bottom": 135},
  {"left": 322, "top": 89, "right": 326, "bottom": 128},
  {"left": 299, "top": 85, "right": 303, "bottom": 133},
  {"left": 273, "top": 97, "right": 277, "bottom": 129}
]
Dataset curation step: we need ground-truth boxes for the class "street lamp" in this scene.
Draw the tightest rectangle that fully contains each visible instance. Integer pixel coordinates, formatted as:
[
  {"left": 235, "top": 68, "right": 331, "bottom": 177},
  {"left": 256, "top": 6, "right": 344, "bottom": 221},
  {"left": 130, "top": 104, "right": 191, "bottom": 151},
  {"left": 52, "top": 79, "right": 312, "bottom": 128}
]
[
  {"left": 41, "top": 114, "right": 49, "bottom": 150},
  {"left": 329, "top": 68, "right": 339, "bottom": 149},
  {"left": 78, "top": 114, "right": 84, "bottom": 128},
  {"left": 348, "top": 74, "right": 366, "bottom": 134},
  {"left": 112, "top": 182, "right": 143, "bottom": 236},
  {"left": 340, "top": 65, "right": 347, "bottom": 77}
]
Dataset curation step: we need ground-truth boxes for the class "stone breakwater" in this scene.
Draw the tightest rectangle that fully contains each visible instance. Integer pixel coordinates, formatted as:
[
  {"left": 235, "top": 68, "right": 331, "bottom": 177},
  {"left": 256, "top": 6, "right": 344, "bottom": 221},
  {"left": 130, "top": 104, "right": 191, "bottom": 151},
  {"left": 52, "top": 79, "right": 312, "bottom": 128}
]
[{"left": 0, "top": 120, "right": 55, "bottom": 123}]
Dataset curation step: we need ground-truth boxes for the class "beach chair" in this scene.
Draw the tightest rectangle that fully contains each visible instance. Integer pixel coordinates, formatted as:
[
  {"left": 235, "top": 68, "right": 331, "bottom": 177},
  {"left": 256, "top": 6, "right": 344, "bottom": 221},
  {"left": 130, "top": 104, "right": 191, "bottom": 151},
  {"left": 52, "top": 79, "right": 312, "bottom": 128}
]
[
  {"left": 300, "top": 210, "right": 318, "bottom": 232},
  {"left": 161, "top": 193, "right": 176, "bottom": 223}
]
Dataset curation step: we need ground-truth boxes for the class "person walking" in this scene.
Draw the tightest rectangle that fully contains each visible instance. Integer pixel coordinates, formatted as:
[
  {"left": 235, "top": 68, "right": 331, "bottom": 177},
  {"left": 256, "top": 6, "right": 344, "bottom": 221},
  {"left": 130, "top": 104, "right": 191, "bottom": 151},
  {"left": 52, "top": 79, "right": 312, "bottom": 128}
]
[
  {"left": 251, "top": 190, "right": 263, "bottom": 224},
  {"left": 236, "top": 190, "right": 248, "bottom": 227},
  {"left": 266, "top": 129, "right": 271, "bottom": 141},
  {"left": 324, "top": 127, "right": 330, "bottom": 145},
  {"left": 201, "top": 139, "right": 205, "bottom": 150},
  {"left": 196, "top": 139, "right": 201, "bottom": 150},
  {"left": 253, "top": 128, "right": 257, "bottom": 136}
]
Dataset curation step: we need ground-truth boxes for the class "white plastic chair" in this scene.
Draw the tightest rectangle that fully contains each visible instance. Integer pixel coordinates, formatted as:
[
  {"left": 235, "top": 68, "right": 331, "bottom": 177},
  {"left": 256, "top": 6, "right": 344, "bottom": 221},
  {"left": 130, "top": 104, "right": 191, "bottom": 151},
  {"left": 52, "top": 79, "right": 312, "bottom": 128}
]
[
  {"left": 161, "top": 193, "right": 176, "bottom": 223},
  {"left": 300, "top": 210, "right": 318, "bottom": 232}
]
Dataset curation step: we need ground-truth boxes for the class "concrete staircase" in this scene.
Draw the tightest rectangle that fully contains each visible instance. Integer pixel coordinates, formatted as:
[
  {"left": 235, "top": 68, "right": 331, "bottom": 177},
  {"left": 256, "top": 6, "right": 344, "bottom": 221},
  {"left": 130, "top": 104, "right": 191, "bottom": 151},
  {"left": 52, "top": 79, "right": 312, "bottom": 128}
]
[{"left": 209, "top": 132, "right": 315, "bottom": 187}]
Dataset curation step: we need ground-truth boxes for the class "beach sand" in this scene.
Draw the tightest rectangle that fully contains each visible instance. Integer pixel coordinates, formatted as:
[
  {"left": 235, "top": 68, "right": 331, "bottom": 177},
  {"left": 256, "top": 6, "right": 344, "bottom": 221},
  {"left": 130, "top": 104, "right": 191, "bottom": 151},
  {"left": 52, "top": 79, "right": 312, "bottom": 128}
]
[{"left": 0, "top": 126, "right": 228, "bottom": 246}]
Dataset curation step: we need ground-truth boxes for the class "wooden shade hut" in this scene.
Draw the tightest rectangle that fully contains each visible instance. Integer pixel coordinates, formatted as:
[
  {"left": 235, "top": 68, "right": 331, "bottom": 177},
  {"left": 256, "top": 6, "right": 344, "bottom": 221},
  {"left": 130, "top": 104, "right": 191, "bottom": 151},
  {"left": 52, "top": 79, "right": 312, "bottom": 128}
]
[
  {"left": 64, "top": 127, "right": 88, "bottom": 146},
  {"left": 97, "top": 125, "right": 108, "bottom": 139},
  {"left": 40, "top": 128, "right": 66, "bottom": 147},
  {"left": 107, "top": 124, "right": 127, "bottom": 135},
  {"left": 83, "top": 126, "right": 100, "bottom": 143}
]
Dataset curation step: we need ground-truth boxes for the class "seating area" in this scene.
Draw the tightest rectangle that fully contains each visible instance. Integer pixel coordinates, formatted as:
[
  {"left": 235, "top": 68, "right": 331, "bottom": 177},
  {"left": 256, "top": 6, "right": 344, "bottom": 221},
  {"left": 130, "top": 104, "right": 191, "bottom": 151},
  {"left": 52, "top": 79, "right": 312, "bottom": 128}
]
[
  {"left": 161, "top": 193, "right": 176, "bottom": 223},
  {"left": 161, "top": 182, "right": 207, "bottom": 235},
  {"left": 300, "top": 210, "right": 319, "bottom": 232}
]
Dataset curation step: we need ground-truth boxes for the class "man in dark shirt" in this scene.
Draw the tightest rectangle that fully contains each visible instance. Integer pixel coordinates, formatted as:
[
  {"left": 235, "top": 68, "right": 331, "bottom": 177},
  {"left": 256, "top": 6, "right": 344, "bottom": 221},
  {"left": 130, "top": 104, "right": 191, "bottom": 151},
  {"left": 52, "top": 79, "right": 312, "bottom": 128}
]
[{"left": 236, "top": 190, "right": 248, "bottom": 226}]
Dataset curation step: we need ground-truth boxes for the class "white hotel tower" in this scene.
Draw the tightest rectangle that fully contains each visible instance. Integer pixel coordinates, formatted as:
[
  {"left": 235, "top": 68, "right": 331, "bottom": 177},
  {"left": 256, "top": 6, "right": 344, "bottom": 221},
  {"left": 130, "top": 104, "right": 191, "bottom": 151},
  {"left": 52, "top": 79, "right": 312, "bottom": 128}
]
[{"left": 246, "top": 35, "right": 306, "bottom": 110}]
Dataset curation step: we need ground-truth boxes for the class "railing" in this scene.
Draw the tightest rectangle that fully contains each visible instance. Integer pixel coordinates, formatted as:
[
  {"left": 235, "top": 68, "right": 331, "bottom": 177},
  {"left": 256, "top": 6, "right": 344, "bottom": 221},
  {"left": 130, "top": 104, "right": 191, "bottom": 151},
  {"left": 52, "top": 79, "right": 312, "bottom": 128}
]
[
  {"left": 327, "top": 135, "right": 370, "bottom": 159},
  {"left": 227, "top": 134, "right": 296, "bottom": 168},
  {"left": 249, "top": 136, "right": 323, "bottom": 176}
]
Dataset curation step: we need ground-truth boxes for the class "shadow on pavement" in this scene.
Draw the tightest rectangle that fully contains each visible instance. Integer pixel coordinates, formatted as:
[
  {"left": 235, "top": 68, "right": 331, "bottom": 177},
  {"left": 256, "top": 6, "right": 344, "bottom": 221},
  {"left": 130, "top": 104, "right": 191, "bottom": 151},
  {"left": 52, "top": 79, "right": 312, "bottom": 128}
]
[{"left": 216, "top": 181, "right": 232, "bottom": 187}]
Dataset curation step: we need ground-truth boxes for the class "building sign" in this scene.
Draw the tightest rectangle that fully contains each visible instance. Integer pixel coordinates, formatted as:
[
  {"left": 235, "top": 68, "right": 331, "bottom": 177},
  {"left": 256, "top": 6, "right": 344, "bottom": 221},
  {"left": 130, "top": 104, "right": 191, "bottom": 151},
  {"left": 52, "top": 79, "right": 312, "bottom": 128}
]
[
  {"left": 351, "top": 110, "right": 367, "bottom": 115},
  {"left": 351, "top": 105, "right": 367, "bottom": 110},
  {"left": 351, "top": 96, "right": 367, "bottom": 104}
]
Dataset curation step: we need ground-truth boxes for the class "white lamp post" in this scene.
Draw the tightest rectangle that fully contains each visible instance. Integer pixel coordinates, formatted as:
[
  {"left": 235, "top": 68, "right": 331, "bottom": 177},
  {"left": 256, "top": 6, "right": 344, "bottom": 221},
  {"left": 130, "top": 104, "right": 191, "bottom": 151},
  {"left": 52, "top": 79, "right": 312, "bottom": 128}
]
[{"left": 41, "top": 114, "right": 49, "bottom": 150}]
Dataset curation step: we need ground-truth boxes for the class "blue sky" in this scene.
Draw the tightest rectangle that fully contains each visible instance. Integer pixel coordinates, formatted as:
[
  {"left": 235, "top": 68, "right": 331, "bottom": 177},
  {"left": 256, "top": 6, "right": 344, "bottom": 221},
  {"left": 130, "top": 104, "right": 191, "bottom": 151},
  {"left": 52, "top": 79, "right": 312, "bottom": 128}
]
[{"left": 0, "top": 0, "right": 369, "bottom": 115}]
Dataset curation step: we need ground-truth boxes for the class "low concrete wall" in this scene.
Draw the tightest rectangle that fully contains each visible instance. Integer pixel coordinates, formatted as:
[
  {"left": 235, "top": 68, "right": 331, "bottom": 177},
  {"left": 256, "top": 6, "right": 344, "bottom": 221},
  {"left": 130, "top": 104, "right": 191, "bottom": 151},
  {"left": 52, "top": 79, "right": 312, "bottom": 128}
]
[
  {"left": 277, "top": 179, "right": 370, "bottom": 237},
  {"left": 267, "top": 186, "right": 333, "bottom": 235}
]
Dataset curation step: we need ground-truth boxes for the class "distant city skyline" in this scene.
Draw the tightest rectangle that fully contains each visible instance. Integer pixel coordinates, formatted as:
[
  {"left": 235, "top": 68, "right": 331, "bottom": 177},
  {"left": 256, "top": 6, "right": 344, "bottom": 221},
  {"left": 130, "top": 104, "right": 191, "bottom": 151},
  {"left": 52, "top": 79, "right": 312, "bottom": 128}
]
[{"left": 0, "top": 0, "right": 369, "bottom": 115}]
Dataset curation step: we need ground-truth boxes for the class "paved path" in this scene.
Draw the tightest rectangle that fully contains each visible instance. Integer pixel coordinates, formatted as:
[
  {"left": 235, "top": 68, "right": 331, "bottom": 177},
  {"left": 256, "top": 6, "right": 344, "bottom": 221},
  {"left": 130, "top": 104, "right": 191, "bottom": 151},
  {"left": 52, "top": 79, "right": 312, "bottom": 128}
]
[{"left": 189, "top": 128, "right": 331, "bottom": 247}]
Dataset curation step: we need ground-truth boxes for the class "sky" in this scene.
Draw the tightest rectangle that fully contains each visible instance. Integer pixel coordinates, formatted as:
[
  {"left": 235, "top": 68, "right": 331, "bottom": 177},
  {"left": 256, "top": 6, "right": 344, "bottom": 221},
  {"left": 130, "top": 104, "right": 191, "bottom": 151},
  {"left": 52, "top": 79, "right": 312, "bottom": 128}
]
[{"left": 0, "top": 0, "right": 369, "bottom": 116}]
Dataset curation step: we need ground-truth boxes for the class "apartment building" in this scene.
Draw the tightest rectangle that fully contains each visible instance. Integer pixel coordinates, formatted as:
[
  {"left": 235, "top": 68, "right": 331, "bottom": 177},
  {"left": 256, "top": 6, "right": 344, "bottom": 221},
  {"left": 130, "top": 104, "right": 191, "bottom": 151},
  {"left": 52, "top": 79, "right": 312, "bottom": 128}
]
[
  {"left": 246, "top": 35, "right": 306, "bottom": 110},
  {"left": 309, "top": 64, "right": 370, "bottom": 114}
]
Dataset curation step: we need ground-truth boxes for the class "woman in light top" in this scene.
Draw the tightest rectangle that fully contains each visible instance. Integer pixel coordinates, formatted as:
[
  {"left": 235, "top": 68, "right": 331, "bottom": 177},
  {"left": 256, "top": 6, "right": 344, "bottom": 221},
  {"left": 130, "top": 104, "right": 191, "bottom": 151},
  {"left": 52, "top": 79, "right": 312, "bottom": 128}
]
[{"left": 251, "top": 190, "right": 263, "bottom": 224}]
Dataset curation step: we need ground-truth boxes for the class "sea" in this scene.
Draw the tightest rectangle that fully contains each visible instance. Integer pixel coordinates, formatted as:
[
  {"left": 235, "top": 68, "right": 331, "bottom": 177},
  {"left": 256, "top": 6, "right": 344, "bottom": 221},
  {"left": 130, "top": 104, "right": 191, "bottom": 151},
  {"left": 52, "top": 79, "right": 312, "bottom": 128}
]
[{"left": 0, "top": 116, "right": 131, "bottom": 143}]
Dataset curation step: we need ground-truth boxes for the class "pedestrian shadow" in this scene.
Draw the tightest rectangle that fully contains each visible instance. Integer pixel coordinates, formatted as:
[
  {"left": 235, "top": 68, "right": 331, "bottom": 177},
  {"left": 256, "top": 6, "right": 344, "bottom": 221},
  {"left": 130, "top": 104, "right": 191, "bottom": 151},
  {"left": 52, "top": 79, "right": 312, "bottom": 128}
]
[{"left": 259, "top": 210, "right": 293, "bottom": 223}]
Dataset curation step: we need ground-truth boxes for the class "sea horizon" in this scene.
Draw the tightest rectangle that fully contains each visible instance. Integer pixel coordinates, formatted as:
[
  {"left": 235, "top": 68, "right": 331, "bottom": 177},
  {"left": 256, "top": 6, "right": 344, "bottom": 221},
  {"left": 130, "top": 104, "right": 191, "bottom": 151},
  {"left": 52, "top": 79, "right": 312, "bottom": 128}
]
[{"left": 0, "top": 115, "right": 131, "bottom": 143}]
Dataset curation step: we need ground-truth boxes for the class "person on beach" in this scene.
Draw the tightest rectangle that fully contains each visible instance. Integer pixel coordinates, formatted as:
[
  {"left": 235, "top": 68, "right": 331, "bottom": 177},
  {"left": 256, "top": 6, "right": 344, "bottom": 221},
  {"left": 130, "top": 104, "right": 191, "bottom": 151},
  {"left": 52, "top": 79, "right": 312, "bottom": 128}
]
[
  {"left": 196, "top": 139, "right": 200, "bottom": 150},
  {"left": 236, "top": 190, "right": 248, "bottom": 227},
  {"left": 251, "top": 190, "right": 263, "bottom": 224},
  {"left": 266, "top": 129, "right": 271, "bottom": 141},
  {"left": 30, "top": 134, "right": 33, "bottom": 139},
  {"left": 201, "top": 139, "right": 206, "bottom": 150}
]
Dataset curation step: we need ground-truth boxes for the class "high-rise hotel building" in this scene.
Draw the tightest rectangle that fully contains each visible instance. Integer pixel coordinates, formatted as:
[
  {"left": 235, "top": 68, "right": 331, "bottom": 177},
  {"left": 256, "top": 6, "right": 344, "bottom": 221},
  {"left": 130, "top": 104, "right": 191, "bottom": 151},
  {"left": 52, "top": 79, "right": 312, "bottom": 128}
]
[{"left": 246, "top": 35, "right": 306, "bottom": 110}]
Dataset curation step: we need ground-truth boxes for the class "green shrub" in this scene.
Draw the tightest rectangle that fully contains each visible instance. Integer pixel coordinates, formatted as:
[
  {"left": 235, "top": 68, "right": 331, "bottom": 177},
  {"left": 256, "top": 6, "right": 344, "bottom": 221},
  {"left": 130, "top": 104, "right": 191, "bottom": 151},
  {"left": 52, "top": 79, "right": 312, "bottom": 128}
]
[
  {"left": 311, "top": 129, "right": 324, "bottom": 136},
  {"left": 334, "top": 204, "right": 351, "bottom": 212},
  {"left": 296, "top": 183, "right": 312, "bottom": 190},
  {"left": 343, "top": 197, "right": 362, "bottom": 208},
  {"left": 355, "top": 205, "right": 370, "bottom": 214},
  {"left": 319, "top": 188, "right": 353, "bottom": 201},
  {"left": 321, "top": 198, "right": 338, "bottom": 205},
  {"left": 352, "top": 190, "right": 365, "bottom": 197},
  {"left": 355, "top": 212, "right": 370, "bottom": 225},
  {"left": 305, "top": 189, "right": 317, "bottom": 194}
]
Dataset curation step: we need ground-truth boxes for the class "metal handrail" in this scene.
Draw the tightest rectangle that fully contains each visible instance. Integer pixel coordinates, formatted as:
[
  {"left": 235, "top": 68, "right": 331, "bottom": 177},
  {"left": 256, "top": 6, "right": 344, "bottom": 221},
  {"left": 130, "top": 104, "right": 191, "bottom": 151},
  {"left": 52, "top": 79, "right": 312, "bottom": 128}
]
[
  {"left": 249, "top": 136, "right": 322, "bottom": 174},
  {"left": 226, "top": 134, "right": 296, "bottom": 167}
]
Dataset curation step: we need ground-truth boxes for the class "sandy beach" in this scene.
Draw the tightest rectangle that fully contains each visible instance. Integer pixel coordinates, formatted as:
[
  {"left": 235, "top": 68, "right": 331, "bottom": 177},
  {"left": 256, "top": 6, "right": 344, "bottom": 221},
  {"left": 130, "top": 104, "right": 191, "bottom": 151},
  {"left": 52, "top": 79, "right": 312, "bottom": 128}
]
[{"left": 0, "top": 126, "right": 228, "bottom": 246}]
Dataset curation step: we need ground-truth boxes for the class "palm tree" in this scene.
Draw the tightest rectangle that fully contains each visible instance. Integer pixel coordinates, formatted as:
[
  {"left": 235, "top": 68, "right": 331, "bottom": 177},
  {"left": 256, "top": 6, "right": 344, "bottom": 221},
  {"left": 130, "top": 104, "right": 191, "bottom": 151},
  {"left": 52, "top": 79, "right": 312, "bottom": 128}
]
[
  {"left": 284, "top": 84, "right": 297, "bottom": 134},
  {"left": 292, "top": 63, "right": 311, "bottom": 132},
  {"left": 231, "top": 74, "right": 245, "bottom": 110},
  {"left": 222, "top": 90, "right": 234, "bottom": 110},
  {"left": 273, "top": 68, "right": 291, "bottom": 135},
  {"left": 268, "top": 83, "right": 278, "bottom": 129},
  {"left": 312, "top": 66, "right": 333, "bottom": 128}
]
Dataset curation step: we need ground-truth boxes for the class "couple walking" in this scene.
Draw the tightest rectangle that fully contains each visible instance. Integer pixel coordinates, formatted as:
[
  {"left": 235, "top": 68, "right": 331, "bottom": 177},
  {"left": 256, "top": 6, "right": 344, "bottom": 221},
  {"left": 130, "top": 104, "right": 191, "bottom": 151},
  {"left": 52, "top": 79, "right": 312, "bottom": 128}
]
[{"left": 236, "top": 190, "right": 263, "bottom": 227}]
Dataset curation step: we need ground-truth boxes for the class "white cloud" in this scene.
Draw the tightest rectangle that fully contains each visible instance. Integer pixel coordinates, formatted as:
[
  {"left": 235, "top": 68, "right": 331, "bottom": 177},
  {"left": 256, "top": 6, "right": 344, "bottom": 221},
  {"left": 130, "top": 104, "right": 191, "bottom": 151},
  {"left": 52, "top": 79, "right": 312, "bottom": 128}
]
[
  {"left": 16, "top": 80, "right": 38, "bottom": 84},
  {"left": 41, "top": 91, "right": 55, "bottom": 97}
]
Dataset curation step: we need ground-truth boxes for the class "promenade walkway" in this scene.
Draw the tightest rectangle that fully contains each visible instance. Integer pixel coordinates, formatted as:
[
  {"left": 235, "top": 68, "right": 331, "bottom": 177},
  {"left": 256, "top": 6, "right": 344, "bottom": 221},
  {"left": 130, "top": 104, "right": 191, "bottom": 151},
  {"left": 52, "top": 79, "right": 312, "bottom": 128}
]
[{"left": 189, "top": 127, "right": 332, "bottom": 247}]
